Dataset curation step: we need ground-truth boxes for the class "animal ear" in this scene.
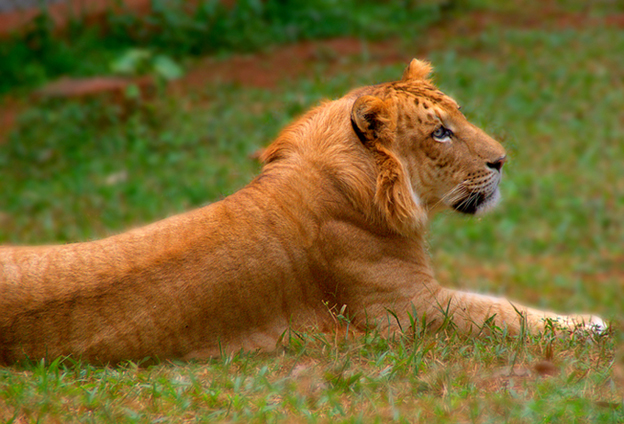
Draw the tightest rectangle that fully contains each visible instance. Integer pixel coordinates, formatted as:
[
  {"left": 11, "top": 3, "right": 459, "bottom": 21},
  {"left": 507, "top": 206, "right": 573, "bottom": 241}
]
[
  {"left": 351, "top": 96, "right": 427, "bottom": 234},
  {"left": 351, "top": 95, "right": 394, "bottom": 144},
  {"left": 401, "top": 58, "right": 433, "bottom": 82}
]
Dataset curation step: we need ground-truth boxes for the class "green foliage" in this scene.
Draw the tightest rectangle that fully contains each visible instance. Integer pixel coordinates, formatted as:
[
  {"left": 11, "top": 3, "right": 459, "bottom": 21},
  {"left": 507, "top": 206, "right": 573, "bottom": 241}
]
[
  {"left": 0, "top": 0, "right": 449, "bottom": 95},
  {"left": 105, "top": 0, "right": 448, "bottom": 53},
  {"left": 109, "top": 48, "right": 184, "bottom": 81}
]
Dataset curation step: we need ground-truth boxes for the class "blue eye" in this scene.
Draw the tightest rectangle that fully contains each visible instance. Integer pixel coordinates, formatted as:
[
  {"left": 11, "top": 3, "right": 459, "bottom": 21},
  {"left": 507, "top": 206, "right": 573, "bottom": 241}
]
[{"left": 432, "top": 126, "right": 453, "bottom": 142}]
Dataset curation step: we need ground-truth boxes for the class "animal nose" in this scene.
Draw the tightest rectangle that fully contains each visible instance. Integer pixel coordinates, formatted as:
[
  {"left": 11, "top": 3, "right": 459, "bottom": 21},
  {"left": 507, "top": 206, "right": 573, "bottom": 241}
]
[{"left": 486, "top": 156, "right": 507, "bottom": 172}]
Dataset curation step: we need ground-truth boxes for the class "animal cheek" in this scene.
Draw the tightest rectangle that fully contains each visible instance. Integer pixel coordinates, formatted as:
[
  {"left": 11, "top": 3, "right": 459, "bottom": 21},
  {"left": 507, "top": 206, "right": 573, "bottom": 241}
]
[
  {"left": 433, "top": 157, "right": 451, "bottom": 169},
  {"left": 423, "top": 146, "right": 442, "bottom": 161}
]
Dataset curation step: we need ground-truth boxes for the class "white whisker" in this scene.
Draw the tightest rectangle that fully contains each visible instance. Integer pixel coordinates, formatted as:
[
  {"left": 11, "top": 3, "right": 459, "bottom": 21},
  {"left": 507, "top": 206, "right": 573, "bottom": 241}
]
[{"left": 431, "top": 183, "right": 467, "bottom": 210}]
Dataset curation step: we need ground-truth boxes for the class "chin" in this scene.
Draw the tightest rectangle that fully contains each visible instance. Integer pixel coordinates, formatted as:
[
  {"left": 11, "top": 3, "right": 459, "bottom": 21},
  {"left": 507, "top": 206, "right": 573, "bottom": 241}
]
[
  {"left": 475, "top": 189, "right": 501, "bottom": 215},
  {"left": 452, "top": 189, "right": 501, "bottom": 215}
]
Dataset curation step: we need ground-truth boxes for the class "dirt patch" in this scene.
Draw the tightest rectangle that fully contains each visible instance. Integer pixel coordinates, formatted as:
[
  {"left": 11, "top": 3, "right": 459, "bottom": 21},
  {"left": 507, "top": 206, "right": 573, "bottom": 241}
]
[
  {"left": 0, "top": 98, "right": 21, "bottom": 144},
  {"left": 437, "top": 6, "right": 624, "bottom": 35},
  {"left": 169, "top": 37, "right": 407, "bottom": 93},
  {"left": 35, "top": 75, "right": 155, "bottom": 100}
]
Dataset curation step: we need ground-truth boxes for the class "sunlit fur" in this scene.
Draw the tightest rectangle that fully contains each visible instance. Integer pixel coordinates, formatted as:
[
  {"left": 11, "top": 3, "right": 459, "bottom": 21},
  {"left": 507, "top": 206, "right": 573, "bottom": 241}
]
[{"left": 0, "top": 60, "right": 605, "bottom": 365}]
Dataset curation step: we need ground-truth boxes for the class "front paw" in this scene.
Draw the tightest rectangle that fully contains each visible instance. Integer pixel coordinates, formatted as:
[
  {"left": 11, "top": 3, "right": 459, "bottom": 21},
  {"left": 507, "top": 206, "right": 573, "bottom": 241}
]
[
  {"left": 545, "top": 314, "right": 608, "bottom": 334},
  {"left": 579, "top": 315, "right": 608, "bottom": 334}
]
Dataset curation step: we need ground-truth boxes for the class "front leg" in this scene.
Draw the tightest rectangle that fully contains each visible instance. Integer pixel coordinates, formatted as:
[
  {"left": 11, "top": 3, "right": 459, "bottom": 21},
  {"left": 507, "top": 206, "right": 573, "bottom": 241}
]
[{"left": 417, "top": 287, "right": 607, "bottom": 335}]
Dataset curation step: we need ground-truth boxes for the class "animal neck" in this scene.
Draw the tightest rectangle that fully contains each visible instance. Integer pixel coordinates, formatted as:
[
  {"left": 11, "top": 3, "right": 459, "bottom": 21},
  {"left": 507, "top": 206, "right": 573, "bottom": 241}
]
[{"left": 258, "top": 99, "right": 428, "bottom": 241}]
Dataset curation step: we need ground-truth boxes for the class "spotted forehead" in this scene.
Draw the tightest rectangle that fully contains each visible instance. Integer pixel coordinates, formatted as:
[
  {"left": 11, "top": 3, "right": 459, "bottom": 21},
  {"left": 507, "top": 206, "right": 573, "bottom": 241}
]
[
  {"left": 371, "top": 80, "right": 460, "bottom": 111},
  {"left": 397, "top": 81, "right": 458, "bottom": 109}
]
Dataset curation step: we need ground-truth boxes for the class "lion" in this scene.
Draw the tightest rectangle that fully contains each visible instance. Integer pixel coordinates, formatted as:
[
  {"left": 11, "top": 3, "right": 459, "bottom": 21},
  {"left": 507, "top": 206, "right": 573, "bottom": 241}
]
[{"left": 0, "top": 59, "right": 606, "bottom": 365}]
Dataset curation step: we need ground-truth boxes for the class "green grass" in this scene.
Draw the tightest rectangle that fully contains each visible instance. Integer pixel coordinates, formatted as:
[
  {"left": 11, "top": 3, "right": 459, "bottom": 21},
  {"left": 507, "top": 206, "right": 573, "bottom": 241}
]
[
  {"left": 1, "top": 3, "right": 623, "bottom": 423},
  {"left": 0, "top": 329, "right": 620, "bottom": 423}
]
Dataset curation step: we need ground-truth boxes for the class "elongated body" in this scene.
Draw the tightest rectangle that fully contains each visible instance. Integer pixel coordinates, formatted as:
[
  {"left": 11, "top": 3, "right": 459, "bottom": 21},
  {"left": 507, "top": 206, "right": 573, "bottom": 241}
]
[{"left": 0, "top": 60, "right": 605, "bottom": 364}]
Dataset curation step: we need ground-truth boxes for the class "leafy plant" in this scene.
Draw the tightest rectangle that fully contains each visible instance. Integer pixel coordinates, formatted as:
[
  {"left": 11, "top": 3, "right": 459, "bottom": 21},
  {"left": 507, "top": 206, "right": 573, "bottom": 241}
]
[{"left": 109, "top": 48, "right": 184, "bottom": 84}]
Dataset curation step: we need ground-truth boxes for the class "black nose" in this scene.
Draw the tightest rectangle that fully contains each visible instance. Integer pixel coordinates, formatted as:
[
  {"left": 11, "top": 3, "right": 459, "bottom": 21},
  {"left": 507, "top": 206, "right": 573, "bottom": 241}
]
[{"left": 486, "top": 156, "right": 507, "bottom": 172}]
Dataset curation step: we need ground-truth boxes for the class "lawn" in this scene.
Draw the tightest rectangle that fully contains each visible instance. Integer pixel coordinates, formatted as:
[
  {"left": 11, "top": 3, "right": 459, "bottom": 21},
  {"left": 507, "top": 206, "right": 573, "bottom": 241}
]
[{"left": 0, "top": 1, "right": 622, "bottom": 422}]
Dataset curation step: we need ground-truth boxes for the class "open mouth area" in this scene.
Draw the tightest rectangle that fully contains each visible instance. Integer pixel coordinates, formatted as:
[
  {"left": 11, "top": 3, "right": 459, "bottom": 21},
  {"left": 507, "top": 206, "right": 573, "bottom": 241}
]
[
  {"left": 452, "top": 192, "right": 486, "bottom": 214},
  {"left": 451, "top": 189, "right": 501, "bottom": 215}
]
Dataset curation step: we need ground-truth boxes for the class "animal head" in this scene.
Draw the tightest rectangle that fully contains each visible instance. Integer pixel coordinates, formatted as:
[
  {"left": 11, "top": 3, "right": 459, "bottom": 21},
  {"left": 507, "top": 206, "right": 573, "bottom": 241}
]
[{"left": 350, "top": 59, "right": 507, "bottom": 234}]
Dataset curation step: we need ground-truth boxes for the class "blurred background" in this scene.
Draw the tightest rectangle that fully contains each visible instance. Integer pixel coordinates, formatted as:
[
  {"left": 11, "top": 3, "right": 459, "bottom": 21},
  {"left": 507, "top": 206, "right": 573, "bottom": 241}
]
[
  {"left": 0, "top": 0, "right": 64, "bottom": 13},
  {"left": 0, "top": 0, "right": 622, "bottom": 321}
]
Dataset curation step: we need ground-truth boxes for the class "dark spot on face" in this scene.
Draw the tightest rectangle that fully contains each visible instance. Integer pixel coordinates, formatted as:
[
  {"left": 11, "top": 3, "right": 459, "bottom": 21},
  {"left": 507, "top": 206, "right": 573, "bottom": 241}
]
[
  {"left": 424, "top": 147, "right": 440, "bottom": 161},
  {"left": 435, "top": 158, "right": 449, "bottom": 168}
]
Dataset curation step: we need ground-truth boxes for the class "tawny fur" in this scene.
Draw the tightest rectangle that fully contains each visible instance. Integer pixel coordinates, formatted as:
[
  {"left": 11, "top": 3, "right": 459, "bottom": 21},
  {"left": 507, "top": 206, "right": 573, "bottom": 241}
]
[{"left": 0, "top": 60, "right": 605, "bottom": 365}]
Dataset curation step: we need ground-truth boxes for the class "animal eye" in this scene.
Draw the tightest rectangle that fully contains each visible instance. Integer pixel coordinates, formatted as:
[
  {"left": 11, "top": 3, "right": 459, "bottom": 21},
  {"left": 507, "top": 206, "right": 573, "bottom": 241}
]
[{"left": 432, "top": 126, "right": 453, "bottom": 142}]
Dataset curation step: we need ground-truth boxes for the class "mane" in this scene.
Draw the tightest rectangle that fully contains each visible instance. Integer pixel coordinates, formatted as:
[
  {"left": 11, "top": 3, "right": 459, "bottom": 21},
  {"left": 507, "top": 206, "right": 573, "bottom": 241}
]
[
  {"left": 259, "top": 93, "right": 425, "bottom": 237},
  {"left": 260, "top": 99, "right": 357, "bottom": 165},
  {"left": 259, "top": 97, "right": 382, "bottom": 224}
]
